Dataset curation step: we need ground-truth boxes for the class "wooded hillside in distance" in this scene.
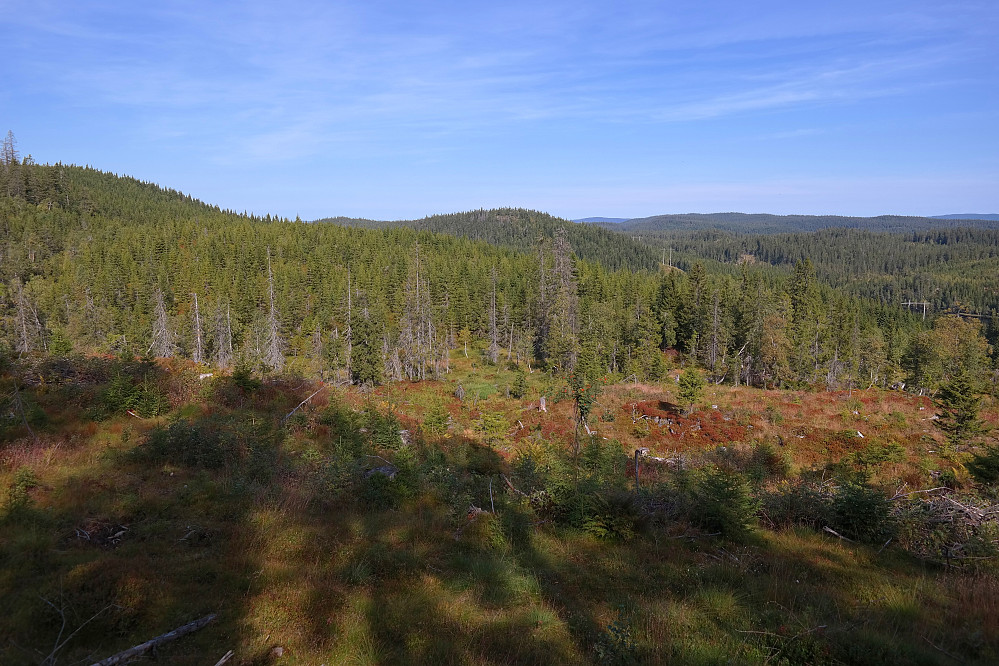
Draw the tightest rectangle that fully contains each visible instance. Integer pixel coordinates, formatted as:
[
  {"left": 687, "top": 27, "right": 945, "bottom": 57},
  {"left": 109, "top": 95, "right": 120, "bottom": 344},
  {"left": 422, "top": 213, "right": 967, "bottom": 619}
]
[
  {"left": 605, "top": 211, "right": 999, "bottom": 234},
  {"left": 2, "top": 139, "right": 997, "bottom": 395}
]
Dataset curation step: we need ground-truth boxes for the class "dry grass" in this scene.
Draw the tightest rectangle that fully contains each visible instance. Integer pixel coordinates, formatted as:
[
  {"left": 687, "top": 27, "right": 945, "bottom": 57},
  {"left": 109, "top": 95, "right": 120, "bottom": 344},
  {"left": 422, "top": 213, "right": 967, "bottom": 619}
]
[{"left": 2, "top": 356, "right": 998, "bottom": 664}]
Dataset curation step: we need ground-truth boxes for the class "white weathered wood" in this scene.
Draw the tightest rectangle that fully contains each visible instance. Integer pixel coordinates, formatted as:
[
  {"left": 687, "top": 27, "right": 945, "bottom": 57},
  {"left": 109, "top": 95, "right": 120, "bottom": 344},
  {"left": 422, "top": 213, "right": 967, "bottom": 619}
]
[{"left": 213, "top": 649, "right": 235, "bottom": 666}]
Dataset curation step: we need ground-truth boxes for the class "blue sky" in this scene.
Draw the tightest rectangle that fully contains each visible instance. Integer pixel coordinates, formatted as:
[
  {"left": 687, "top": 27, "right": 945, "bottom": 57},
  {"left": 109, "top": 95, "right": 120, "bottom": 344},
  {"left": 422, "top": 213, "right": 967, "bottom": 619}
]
[{"left": 3, "top": 0, "right": 997, "bottom": 220}]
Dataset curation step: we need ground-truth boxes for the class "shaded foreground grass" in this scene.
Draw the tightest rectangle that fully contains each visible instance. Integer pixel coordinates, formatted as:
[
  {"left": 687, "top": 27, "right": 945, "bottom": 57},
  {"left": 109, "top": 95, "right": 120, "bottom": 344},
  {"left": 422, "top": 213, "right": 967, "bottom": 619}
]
[{"left": 2, "top": 361, "right": 998, "bottom": 664}]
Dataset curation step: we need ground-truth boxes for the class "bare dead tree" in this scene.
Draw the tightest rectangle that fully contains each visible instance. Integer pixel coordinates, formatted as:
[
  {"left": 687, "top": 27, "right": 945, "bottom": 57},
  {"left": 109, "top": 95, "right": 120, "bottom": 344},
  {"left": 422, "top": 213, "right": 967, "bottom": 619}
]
[
  {"left": 191, "top": 292, "right": 204, "bottom": 365},
  {"left": 540, "top": 228, "right": 579, "bottom": 370},
  {"left": 1, "top": 130, "right": 18, "bottom": 166},
  {"left": 311, "top": 323, "right": 323, "bottom": 375},
  {"left": 397, "top": 243, "right": 436, "bottom": 380},
  {"left": 503, "top": 303, "right": 513, "bottom": 362},
  {"left": 708, "top": 290, "right": 721, "bottom": 373},
  {"left": 149, "top": 287, "right": 175, "bottom": 358},
  {"left": 383, "top": 331, "right": 402, "bottom": 382},
  {"left": 13, "top": 277, "right": 43, "bottom": 354},
  {"left": 212, "top": 300, "right": 233, "bottom": 368},
  {"left": 345, "top": 268, "right": 353, "bottom": 381},
  {"left": 2, "top": 130, "right": 21, "bottom": 198},
  {"left": 263, "top": 247, "right": 285, "bottom": 372},
  {"left": 488, "top": 267, "right": 499, "bottom": 364}
]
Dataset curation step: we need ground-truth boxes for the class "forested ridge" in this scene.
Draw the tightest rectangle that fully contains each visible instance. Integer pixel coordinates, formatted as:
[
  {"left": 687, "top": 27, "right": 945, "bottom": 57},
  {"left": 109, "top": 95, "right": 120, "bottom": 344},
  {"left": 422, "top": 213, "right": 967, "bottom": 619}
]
[
  {"left": 2, "top": 145, "right": 996, "bottom": 394},
  {"left": 315, "top": 207, "right": 659, "bottom": 272},
  {"left": 622, "top": 226, "right": 999, "bottom": 317},
  {"left": 607, "top": 211, "right": 999, "bottom": 233}
]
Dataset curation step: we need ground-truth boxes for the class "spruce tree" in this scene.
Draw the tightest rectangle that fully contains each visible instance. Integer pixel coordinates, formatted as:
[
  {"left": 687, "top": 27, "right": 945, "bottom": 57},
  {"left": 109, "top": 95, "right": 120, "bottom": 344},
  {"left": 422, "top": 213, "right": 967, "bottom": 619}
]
[
  {"left": 677, "top": 366, "right": 704, "bottom": 415},
  {"left": 936, "top": 369, "right": 989, "bottom": 451}
]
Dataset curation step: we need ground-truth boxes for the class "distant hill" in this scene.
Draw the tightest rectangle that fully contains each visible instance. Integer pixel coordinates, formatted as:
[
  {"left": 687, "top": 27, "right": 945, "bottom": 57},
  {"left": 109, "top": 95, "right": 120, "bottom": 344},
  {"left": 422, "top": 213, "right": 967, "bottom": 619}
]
[
  {"left": 315, "top": 208, "right": 658, "bottom": 272},
  {"left": 607, "top": 212, "right": 999, "bottom": 234},
  {"left": 931, "top": 214, "right": 999, "bottom": 221},
  {"left": 573, "top": 217, "right": 630, "bottom": 224}
]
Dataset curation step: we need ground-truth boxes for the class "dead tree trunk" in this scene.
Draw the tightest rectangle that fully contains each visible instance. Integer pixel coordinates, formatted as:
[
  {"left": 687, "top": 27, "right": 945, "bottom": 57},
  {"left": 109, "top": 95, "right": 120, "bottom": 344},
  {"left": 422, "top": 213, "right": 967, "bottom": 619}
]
[
  {"left": 264, "top": 247, "right": 284, "bottom": 372},
  {"left": 213, "top": 301, "right": 233, "bottom": 369},
  {"left": 149, "top": 287, "right": 175, "bottom": 358},
  {"left": 90, "top": 614, "right": 217, "bottom": 666},
  {"left": 488, "top": 267, "right": 499, "bottom": 364},
  {"left": 191, "top": 292, "right": 204, "bottom": 365}
]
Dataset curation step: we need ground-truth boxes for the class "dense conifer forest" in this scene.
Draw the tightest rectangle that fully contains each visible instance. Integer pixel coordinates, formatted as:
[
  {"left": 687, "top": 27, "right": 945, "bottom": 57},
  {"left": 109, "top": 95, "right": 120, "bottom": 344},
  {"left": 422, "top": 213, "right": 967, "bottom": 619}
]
[
  {"left": 3, "top": 141, "right": 999, "bottom": 664},
  {"left": 6, "top": 149, "right": 989, "bottom": 394},
  {"left": 604, "top": 212, "right": 999, "bottom": 234},
  {"left": 613, "top": 227, "right": 999, "bottom": 320}
]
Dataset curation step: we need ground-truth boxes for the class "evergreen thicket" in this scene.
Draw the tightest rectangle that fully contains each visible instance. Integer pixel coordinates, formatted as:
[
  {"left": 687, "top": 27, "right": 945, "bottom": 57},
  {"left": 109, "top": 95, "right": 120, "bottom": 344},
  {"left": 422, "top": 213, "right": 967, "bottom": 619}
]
[
  {"left": 1, "top": 147, "right": 995, "bottom": 395},
  {"left": 627, "top": 226, "right": 999, "bottom": 317}
]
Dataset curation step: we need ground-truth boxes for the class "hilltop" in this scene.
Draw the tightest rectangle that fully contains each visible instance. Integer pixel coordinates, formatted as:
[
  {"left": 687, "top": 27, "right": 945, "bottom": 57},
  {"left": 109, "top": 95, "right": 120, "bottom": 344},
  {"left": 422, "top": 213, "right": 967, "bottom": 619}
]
[{"left": 315, "top": 208, "right": 658, "bottom": 272}]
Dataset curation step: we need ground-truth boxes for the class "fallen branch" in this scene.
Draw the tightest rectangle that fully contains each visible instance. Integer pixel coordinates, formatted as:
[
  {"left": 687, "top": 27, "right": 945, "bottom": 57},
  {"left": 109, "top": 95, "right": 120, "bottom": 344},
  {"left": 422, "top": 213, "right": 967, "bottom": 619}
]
[
  {"left": 90, "top": 613, "right": 217, "bottom": 666},
  {"left": 502, "top": 474, "right": 530, "bottom": 498},
  {"left": 213, "top": 649, "right": 235, "bottom": 666},
  {"left": 889, "top": 486, "right": 949, "bottom": 501},
  {"left": 281, "top": 384, "right": 328, "bottom": 424},
  {"left": 40, "top": 597, "right": 114, "bottom": 666},
  {"left": 922, "top": 636, "right": 962, "bottom": 662},
  {"left": 822, "top": 526, "right": 854, "bottom": 543}
]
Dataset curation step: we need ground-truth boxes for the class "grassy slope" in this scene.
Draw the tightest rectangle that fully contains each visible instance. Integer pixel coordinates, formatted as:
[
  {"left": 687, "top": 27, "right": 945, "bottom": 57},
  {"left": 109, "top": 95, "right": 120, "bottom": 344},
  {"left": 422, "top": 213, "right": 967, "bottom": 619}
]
[{"left": 2, "top": 350, "right": 998, "bottom": 665}]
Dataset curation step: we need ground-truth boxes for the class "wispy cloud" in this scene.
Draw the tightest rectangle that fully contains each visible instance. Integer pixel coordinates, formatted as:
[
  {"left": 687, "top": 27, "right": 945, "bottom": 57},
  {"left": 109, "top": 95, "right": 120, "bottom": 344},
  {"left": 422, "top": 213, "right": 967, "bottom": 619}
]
[{"left": 5, "top": 0, "right": 997, "bottom": 217}]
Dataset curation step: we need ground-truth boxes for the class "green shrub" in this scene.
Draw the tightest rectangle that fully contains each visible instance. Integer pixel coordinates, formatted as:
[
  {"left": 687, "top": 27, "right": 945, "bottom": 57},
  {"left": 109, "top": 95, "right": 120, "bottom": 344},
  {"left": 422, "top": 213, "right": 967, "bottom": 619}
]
[
  {"left": 677, "top": 367, "right": 704, "bottom": 414},
  {"left": 92, "top": 374, "right": 169, "bottom": 419},
  {"left": 966, "top": 445, "right": 999, "bottom": 486},
  {"left": 581, "top": 438, "right": 628, "bottom": 488},
  {"left": 831, "top": 483, "right": 896, "bottom": 544},
  {"left": 231, "top": 363, "right": 262, "bottom": 391},
  {"left": 475, "top": 410, "right": 508, "bottom": 444},
  {"left": 594, "top": 605, "right": 639, "bottom": 665},
  {"left": 361, "top": 455, "right": 418, "bottom": 510},
  {"left": 6, "top": 467, "right": 39, "bottom": 513},
  {"left": 422, "top": 399, "right": 450, "bottom": 438},
  {"left": 365, "top": 406, "right": 403, "bottom": 449},
  {"left": 580, "top": 490, "right": 641, "bottom": 541},
  {"left": 136, "top": 416, "right": 266, "bottom": 470},
  {"left": 691, "top": 466, "right": 759, "bottom": 538},
  {"left": 749, "top": 441, "right": 791, "bottom": 482},
  {"left": 759, "top": 480, "right": 832, "bottom": 529},
  {"left": 848, "top": 441, "right": 906, "bottom": 469},
  {"left": 511, "top": 450, "right": 547, "bottom": 495},
  {"left": 511, "top": 371, "right": 528, "bottom": 399}
]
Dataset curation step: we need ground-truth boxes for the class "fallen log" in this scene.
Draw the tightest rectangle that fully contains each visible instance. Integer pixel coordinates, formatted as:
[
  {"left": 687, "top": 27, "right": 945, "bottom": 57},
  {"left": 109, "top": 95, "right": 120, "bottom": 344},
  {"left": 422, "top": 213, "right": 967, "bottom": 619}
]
[{"left": 90, "top": 614, "right": 217, "bottom": 666}]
